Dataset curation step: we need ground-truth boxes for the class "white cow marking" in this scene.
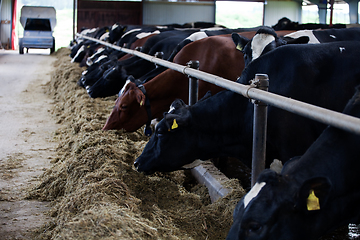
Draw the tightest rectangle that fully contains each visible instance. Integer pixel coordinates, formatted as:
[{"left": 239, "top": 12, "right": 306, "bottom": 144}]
[
  {"left": 244, "top": 182, "right": 266, "bottom": 208},
  {"left": 339, "top": 47, "right": 346, "bottom": 53},
  {"left": 330, "top": 34, "right": 336, "bottom": 39},
  {"left": 71, "top": 45, "right": 85, "bottom": 63},
  {"left": 136, "top": 30, "right": 160, "bottom": 39},
  {"left": 121, "top": 28, "right": 142, "bottom": 39},
  {"left": 200, "top": 27, "right": 224, "bottom": 31},
  {"left": 81, "top": 28, "right": 97, "bottom": 35},
  {"left": 100, "top": 32, "right": 109, "bottom": 41},
  {"left": 284, "top": 30, "right": 320, "bottom": 44},
  {"left": 156, "top": 26, "right": 169, "bottom": 29},
  {"left": 93, "top": 47, "right": 105, "bottom": 56},
  {"left": 270, "top": 159, "right": 283, "bottom": 174},
  {"left": 119, "top": 79, "right": 131, "bottom": 96},
  {"left": 94, "top": 54, "right": 107, "bottom": 64},
  {"left": 185, "top": 32, "right": 208, "bottom": 42},
  {"left": 111, "top": 23, "right": 119, "bottom": 31},
  {"left": 168, "top": 105, "right": 175, "bottom": 113},
  {"left": 87, "top": 47, "right": 106, "bottom": 66},
  {"left": 251, "top": 34, "right": 276, "bottom": 61}
]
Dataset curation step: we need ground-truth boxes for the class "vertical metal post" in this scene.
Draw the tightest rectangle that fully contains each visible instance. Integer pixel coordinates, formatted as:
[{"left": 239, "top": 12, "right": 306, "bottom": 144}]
[
  {"left": 187, "top": 60, "right": 199, "bottom": 106},
  {"left": 73, "top": 0, "right": 76, "bottom": 39},
  {"left": 251, "top": 74, "right": 269, "bottom": 186}
]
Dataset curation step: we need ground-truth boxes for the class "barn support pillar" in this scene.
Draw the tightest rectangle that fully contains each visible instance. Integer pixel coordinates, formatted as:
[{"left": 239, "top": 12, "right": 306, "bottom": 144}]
[
  {"left": 347, "top": 0, "right": 359, "bottom": 23},
  {"left": 317, "top": 2, "right": 328, "bottom": 24},
  {"left": 251, "top": 74, "right": 269, "bottom": 187}
]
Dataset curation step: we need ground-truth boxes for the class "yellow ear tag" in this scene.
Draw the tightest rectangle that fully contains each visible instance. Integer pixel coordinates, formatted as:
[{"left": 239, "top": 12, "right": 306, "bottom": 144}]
[
  {"left": 236, "top": 43, "right": 243, "bottom": 51},
  {"left": 140, "top": 100, "right": 144, "bottom": 106},
  {"left": 307, "top": 189, "right": 320, "bottom": 211},
  {"left": 171, "top": 119, "right": 178, "bottom": 130}
]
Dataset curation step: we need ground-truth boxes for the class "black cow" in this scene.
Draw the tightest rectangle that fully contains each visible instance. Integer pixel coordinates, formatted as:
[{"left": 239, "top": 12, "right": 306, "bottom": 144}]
[
  {"left": 114, "top": 27, "right": 262, "bottom": 92},
  {"left": 71, "top": 27, "right": 110, "bottom": 64},
  {"left": 232, "top": 27, "right": 308, "bottom": 66},
  {"left": 232, "top": 26, "right": 360, "bottom": 67},
  {"left": 77, "top": 57, "right": 117, "bottom": 88},
  {"left": 226, "top": 85, "right": 360, "bottom": 240},
  {"left": 108, "top": 23, "right": 127, "bottom": 44},
  {"left": 134, "top": 41, "right": 360, "bottom": 174},
  {"left": 86, "top": 27, "right": 248, "bottom": 98},
  {"left": 78, "top": 28, "right": 185, "bottom": 89},
  {"left": 284, "top": 27, "right": 360, "bottom": 44},
  {"left": 86, "top": 29, "right": 199, "bottom": 98},
  {"left": 272, "top": 17, "right": 346, "bottom": 31}
]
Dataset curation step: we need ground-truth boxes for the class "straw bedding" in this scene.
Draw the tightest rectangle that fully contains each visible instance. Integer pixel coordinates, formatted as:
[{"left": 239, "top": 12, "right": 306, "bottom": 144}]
[{"left": 27, "top": 48, "right": 246, "bottom": 240}]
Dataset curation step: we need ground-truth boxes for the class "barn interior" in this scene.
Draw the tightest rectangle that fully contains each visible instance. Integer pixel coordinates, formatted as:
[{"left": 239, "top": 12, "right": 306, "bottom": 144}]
[{"left": 0, "top": 0, "right": 359, "bottom": 50}]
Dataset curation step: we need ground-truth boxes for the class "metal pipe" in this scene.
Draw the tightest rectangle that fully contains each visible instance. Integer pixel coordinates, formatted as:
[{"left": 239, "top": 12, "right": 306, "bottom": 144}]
[
  {"left": 251, "top": 74, "right": 269, "bottom": 186},
  {"left": 76, "top": 34, "right": 360, "bottom": 136},
  {"left": 187, "top": 60, "right": 199, "bottom": 106}
]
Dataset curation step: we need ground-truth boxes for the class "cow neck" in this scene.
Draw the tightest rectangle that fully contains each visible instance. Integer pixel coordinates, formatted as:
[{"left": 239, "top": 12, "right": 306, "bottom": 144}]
[
  {"left": 137, "top": 84, "right": 152, "bottom": 136},
  {"left": 143, "top": 70, "right": 185, "bottom": 119}
]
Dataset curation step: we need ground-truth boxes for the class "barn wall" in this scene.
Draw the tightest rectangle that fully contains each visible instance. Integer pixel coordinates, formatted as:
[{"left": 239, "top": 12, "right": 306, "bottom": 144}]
[
  {"left": 143, "top": 1, "right": 215, "bottom": 25},
  {"left": 263, "top": 1, "right": 302, "bottom": 26},
  {"left": 77, "top": 0, "right": 142, "bottom": 32},
  {"left": 0, "top": 0, "right": 11, "bottom": 48}
]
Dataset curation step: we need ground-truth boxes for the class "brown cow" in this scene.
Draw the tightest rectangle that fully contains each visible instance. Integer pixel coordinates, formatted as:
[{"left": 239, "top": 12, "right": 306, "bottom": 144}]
[{"left": 102, "top": 31, "right": 294, "bottom": 132}]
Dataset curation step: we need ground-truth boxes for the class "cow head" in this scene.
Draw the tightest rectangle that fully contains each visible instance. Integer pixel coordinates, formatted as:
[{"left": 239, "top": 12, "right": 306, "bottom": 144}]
[
  {"left": 108, "top": 23, "right": 127, "bottom": 43},
  {"left": 232, "top": 27, "right": 309, "bottom": 67},
  {"left": 226, "top": 169, "right": 332, "bottom": 240},
  {"left": 134, "top": 99, "right": 202, "bottom": 174},
  {"left": 87, "top": 64, "right": 126, "bottom": 98},
  {"left": 272, "top": 17, "right": 298, "bottom": 31},
  {"left": 102, "top": 81, "right": 147, "bottom": 131}
]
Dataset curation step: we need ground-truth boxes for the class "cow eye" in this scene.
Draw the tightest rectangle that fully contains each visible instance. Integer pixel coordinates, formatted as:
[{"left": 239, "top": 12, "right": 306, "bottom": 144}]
[
  {"left": 120, "top": 104, "right": 127, "bottom": 110},
  {"left": 156, "top": 127, "right": 167, "bottom": 137},
  {"left": 247, "top": 222, "right": 262, "bottom": 233}
]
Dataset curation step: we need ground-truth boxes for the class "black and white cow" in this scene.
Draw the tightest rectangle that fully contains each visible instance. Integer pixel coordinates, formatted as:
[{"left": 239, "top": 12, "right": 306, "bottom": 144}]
[
  {"left": 284, "top": 27, "right": 360, "bottom": 44},
  {"left": 134, "top": 41, "right": 360, "bottom": 174},
  {"left": 70, "top": 26, "right": 111, "bottom": 64},
  {"left": 232, "top": 26, "right": 360, "bottom": 67},
  {"left": 226, "top": 85, "right": 360, "bottom": 240},
  {"left": 86, "top": 27, "right": 252, "bottom": 98},
  {"left": 231, "top": 27, "right": 308, "bottom": 66},
  {"left": 108, "top": 23, "right": 127, "bottom": 44},
  {"left": 86, "top": 29, "right": 200, "bottom": 98}
]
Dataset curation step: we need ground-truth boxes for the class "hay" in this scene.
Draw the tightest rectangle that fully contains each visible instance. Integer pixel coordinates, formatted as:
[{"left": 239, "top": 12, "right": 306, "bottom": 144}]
[{"left": 28, "top": 47, "right": 246, "bottom": 239}]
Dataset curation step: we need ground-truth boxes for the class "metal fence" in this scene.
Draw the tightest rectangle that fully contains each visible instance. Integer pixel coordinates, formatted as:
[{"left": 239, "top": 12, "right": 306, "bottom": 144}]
[{"left": 76, "top": 33, "right": 360, "bottom": 185}]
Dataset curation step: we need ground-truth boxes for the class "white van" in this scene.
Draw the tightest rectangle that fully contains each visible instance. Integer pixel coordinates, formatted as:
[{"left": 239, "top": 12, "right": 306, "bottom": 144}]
[{"left": 19, "top": 6, "right": 56, "bottom": 54}]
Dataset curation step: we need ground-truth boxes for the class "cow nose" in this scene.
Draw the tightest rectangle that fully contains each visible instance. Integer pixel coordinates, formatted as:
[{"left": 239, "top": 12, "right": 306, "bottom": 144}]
[{"left": 134, "top": 160, "right": 139, "bottom": 170}]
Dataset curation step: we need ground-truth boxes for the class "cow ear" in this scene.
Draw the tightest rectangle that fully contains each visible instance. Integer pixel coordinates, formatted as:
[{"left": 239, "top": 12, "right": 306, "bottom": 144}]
[
  {"left": 164, "top": 110, "right": 191, "bottom": 131},
  {"left": 170, "top": 99, "right": 187, "bottom": 111},
  {"left": 232, "top": 32, "right": 249, "bottom": 52},
  {"left": 199, "top": 91, "right": 212, "bottom": 102},
  {"left": 124, "top": 81, "right": 136, "bottom": 93},
  {"left": 296, "top": 177, "right": 331, "bottom": 212},
  {"left": 127, "top": 75, "right": 136, "bottom": 83},
  {"left": 136, "top": 92, "right": 146, "bottom": 107}
]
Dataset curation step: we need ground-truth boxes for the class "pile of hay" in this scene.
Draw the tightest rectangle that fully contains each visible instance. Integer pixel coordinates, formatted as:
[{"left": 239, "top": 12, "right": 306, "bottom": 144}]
[{"left": 28, "top": 48, "right": 246, "bottom": 239}]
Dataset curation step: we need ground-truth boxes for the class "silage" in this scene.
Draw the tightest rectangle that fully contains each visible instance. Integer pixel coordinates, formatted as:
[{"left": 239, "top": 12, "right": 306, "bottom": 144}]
[{"left": 28, "top": 47, "right": 246, "bottom": 239}]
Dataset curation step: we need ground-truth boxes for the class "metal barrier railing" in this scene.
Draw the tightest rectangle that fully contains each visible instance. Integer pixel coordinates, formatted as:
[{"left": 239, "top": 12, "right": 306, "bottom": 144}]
[{"left": 76, "top": 33, "right": 360, "bottom": 185}]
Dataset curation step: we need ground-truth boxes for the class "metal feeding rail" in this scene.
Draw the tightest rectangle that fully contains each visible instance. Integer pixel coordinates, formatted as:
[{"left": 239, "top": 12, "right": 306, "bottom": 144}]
[{"left": 77, "top": 33, "right": 360, "bottom": 191}]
